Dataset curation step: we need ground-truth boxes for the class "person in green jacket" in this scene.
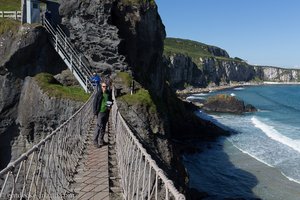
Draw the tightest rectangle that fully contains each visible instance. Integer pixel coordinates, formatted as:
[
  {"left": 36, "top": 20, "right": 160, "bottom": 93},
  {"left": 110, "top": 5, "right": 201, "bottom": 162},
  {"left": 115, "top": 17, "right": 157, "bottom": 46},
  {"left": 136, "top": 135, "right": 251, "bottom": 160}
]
[{"left": 93, "top": 82, "right": 112, "bottom": 148}]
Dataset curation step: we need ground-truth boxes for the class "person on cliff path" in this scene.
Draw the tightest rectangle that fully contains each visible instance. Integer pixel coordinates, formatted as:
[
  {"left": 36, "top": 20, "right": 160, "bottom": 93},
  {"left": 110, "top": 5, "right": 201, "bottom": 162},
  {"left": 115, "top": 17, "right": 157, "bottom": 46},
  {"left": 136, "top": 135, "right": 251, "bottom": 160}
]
[
  {"left": 93, "top": 82, "right": 113, "bottom": 148},
  {"left": 90, "top": 72, "right": 101, "bottom": 91}
]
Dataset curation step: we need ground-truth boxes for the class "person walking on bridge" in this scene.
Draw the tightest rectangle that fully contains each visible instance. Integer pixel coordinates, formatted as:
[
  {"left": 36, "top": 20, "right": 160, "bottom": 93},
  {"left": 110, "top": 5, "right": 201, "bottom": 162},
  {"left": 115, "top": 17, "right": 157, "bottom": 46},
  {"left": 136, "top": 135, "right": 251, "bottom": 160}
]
[
  {"left": 93, "top": 82, "right": 112, "bottom": 148},
  {"left": 90, "top": 72, "right": 101, "bottom": 91}
]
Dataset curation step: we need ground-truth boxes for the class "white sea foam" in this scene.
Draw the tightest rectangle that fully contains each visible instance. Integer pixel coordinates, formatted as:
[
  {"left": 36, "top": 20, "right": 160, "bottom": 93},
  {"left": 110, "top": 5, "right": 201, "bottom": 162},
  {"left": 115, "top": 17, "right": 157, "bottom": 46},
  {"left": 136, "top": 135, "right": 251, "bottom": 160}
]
[
  {"left": 251, "top": 117, "right": 300, "bottom": 153},
  {"left": 186, "top": 96, "right": 205, "bottom": 101},
  {"left": 281, "top": 172, "right": 300, "bottom": 184},
  {"left": 230, "top": 93, "right": 236, "bottom": 96},
  {"left": 234, "top": 87, "right": 245, "bottom": 90},
  {"left": 227, "top": 139, "right": 274, "bottom": 168},
  {"left": 229, "top": 138, "right": 300, "bottom": 185},
  {"left": 193, "top": 93, "right": 209, "bottom": 96}
]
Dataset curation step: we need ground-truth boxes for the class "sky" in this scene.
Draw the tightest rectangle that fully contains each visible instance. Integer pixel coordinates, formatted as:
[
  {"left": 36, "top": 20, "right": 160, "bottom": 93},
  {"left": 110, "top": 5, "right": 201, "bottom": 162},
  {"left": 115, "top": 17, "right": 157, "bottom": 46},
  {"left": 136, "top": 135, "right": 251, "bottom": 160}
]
[{"left": 155, "top": 0, "right": 300, "bottom": 68}]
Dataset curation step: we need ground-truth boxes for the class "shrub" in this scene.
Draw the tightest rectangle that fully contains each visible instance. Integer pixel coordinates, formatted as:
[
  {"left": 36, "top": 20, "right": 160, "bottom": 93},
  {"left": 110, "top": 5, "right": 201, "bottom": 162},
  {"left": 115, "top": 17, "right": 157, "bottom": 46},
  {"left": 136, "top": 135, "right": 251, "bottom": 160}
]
[
  {"left": 118, "top": 88, "right": 157, "bottom": 114},
  {"left": 0, "top": 18, "right": 19, "bottom": 35}
]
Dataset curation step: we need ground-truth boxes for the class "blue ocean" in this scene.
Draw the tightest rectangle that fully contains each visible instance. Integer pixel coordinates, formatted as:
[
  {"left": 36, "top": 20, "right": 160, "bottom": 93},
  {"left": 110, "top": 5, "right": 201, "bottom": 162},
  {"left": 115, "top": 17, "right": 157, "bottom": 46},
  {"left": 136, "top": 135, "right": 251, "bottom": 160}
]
[{"left": 183, "top": 85, "right": 300, "bottom": 200}]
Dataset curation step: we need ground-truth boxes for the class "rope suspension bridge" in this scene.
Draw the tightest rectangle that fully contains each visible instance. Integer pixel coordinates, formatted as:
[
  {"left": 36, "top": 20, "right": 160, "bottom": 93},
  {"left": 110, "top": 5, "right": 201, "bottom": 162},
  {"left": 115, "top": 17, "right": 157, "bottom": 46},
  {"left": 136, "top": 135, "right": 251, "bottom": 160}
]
[{"left": 0, "top": 18, "right": 185, "bottom": 200}]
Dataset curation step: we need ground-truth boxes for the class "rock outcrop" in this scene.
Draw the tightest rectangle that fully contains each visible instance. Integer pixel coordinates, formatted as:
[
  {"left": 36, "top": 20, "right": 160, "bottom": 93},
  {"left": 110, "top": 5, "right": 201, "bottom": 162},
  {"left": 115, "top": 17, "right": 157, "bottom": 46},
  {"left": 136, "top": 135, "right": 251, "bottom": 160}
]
[
  {"left": 202, "top": 94, "right": 257, "bottom": 114},
  {"left": 59, "top": 0, "right": 128, "bottom": 75},
  {"left": 0, "top": 24, "right": 70, "bottom": 169},
  {"left": 58, "top": 0, "right": 229, "bottom": 195}
]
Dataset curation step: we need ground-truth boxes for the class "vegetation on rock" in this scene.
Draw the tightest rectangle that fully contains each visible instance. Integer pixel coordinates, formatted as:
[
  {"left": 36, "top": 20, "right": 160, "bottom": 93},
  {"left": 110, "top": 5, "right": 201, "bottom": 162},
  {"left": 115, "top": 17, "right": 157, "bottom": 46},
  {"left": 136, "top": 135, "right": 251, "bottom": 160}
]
[
  {"left": 164, "top": 37, "right": 242, "bottom": 68},
  {"left": 0, "top": 18, "right": 19, "bottom": 35},
  {"left": 116, "top": 71, "right": 133, "bottom": 88},
  {"left": 34, "top": 73, "right": 90, "bottom": 102},
  {"left": 118, "top": 88, "right": 157, "bottom": 114}
]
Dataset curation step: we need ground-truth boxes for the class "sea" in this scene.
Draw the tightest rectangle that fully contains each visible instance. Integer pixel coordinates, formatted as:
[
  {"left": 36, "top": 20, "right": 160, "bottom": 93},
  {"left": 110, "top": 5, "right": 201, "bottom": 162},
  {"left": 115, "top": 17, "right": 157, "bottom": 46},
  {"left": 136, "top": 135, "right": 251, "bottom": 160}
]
[{"left": 183, "top": 84, "right": 300, "bottom": 200}]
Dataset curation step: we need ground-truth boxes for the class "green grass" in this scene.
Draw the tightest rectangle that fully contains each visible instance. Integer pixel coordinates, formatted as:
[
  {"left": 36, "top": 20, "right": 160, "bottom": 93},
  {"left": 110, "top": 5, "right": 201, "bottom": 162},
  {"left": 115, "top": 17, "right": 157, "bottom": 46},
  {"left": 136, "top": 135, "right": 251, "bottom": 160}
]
[
  {"left": 0, "top": 18, "right": 20, "bottom": 35},
  {"left": 118, "top": 88, "right": 157, "bottom": 114},
  {"left": 120, "top": 0, "right": 155, "bottom": 6},
  {"left": 116, "top": 72, "right": 133, "bottom": 88},
  {"left": 34, "top": 73, "right": 90, "bottom": 102},
  {"left": 164, "top": 37, "right": 244, "bottom": 68},
  {"left": 0, "top": 0, "right": 21, "bottom": 11}
]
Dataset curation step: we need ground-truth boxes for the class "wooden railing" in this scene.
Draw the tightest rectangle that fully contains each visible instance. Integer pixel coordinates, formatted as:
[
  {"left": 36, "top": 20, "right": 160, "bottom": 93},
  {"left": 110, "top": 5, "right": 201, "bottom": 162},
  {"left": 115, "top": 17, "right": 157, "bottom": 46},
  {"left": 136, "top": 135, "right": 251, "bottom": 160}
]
[{"left": 0, "top": 11, "right": 22, "bottom": 20}]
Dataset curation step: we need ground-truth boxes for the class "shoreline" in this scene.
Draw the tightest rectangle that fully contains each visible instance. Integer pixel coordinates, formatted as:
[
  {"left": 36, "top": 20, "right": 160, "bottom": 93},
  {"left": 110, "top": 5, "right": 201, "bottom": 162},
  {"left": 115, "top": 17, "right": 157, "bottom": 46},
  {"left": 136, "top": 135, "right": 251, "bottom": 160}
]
[
  {"left": 184, "top": 83, "right": 300, "bottom": 199},
  {"left": 176, "top": 81, "right": 300, "bottom": 97}
]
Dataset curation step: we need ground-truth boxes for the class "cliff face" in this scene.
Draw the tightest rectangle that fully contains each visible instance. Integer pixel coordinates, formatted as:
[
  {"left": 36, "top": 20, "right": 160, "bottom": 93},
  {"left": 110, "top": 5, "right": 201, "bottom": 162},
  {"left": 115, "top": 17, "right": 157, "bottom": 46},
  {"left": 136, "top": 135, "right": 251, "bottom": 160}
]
[
  {"left": 59, "top": 0, "right": 187, "bottom": 189},
  {"left": 260, "top": 66, "right": 300, "bottom": 82},
  {"left": 59, "top": 0, "right": 128, "bottom": 75},
  {"left": 111, "top": 1, "right": 166, "bottom": 95},
  {"left": 0, "top": 24, "right": 75, "bottom": 169},
  {"left": 165, "top": 53, "right": 300, "bottom": 89}
]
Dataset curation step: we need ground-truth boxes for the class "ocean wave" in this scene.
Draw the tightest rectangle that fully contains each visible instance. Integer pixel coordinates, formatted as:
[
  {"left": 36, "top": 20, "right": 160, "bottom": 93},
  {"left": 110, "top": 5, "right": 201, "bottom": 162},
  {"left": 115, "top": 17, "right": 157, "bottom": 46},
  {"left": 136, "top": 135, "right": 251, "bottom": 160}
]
[
  {"left": 234, "top": 87, "right": 245, "bottom": 90},
  {"left": 227, "top": 139, "right": 274, "bottom": 168},
  {"left": 281, "top": 171, "right": 300, "bottom": 185},
  {"left": 186, "top": 96, "right": 205, "bottom": 101},
  {"left": 193, "top": 93, "right": 209, "bottom": 96},
  {"left": 251, "top": 117, "right": 300, "bottom": 153}
]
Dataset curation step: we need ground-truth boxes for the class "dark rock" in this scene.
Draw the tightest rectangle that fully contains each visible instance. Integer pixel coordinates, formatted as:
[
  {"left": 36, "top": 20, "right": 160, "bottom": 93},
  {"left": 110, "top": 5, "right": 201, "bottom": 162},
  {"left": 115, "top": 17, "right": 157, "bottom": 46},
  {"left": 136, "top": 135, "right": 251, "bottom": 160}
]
[
  {"left": 59, "top": 0, "right": 128, "bottom": 74},
  {"left": 202, "top": 94, "right": 257, "bottom": 114},
  {"left": 245, "top": 104, "right": 257, "bottom": 112},
  {"left": 0, "top": 24, "right": 68, "bottom": 169}
]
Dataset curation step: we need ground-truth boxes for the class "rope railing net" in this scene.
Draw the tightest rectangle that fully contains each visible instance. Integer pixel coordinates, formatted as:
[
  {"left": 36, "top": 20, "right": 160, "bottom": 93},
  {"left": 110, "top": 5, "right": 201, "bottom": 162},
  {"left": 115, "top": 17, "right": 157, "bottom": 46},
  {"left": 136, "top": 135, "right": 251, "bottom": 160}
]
[
  {"left": 0, "top": 95, "right": 94, "bottom": 200},
  {"left": 111, "top": 90, "right": 186, "bottom": 200}
]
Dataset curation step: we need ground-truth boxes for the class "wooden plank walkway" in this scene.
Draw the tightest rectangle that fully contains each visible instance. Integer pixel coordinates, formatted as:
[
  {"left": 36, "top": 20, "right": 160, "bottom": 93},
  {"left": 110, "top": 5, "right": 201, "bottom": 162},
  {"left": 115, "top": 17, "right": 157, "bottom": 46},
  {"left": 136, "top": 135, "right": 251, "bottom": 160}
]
[{"left": 72, "top": 120, "right": 109, "bottom": 200}]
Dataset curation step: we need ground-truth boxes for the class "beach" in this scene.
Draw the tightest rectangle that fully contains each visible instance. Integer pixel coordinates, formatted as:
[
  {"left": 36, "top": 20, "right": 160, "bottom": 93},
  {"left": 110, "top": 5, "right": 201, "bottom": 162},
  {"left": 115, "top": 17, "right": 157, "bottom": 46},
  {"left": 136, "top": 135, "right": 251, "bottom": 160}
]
[
  {"left": 183, "top": 138, "right": 300, "bottom": 200},
  {"left": 183, "top": 84, "right": 300, "bottom": 199},
  {"left": 224, "top": 139, "right": 300, "bottom": 200}
]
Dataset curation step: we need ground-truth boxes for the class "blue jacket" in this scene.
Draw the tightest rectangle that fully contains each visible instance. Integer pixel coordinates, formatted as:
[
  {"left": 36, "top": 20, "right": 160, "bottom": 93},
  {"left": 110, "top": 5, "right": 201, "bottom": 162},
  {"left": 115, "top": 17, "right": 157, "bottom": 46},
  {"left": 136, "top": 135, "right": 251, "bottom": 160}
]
[{"left": 91, "top": 75, "right": 101, "bottom": 86}]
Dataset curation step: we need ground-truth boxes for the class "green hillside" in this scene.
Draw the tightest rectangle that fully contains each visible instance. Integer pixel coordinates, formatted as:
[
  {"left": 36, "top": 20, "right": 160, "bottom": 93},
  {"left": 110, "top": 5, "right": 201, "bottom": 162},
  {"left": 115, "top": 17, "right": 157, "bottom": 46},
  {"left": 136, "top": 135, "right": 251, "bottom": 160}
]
[
  {"left": 164, "top": 37, "right": 241, "bottom": 67},
  {"left": 0, "top": 0, "right": 21, "bottom": 11}
]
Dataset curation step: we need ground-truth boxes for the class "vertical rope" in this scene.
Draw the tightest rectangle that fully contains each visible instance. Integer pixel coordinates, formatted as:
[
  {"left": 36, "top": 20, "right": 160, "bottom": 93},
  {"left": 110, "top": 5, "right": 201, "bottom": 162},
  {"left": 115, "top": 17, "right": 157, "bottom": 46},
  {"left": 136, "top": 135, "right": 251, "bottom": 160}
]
[
  {"left": 0, "top": 94, "right": 94, "bottom": 199},
  {"left": 111, "top": 88, "right": 186, "bottom": 200}
]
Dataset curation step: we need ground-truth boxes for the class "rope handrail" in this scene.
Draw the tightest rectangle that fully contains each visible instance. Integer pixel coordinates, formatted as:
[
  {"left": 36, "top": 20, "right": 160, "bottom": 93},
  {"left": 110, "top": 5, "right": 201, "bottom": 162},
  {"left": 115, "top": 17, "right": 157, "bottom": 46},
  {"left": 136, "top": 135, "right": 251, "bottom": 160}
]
[
  {"left": 111, "top": 88, "right": 186, "bottom": 200},
  {"left": 0, "top": 94, "right": 94, "bottom": 199}
]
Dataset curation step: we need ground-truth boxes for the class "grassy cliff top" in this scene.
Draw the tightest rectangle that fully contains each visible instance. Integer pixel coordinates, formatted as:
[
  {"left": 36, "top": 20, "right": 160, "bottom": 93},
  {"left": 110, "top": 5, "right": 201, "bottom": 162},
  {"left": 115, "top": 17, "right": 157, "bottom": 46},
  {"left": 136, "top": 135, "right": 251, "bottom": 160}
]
[
  {"left": 35, "top": 73, "right": 90, "bottom": 102},
  {"left": 164, "top": 37, "right": 214, "bottom": 58},
  {"left": 164, "top": 37, "right": 243, "bottom": 67},
  {"left": 0, "top": 0, "right": 21, "bottom": 11}
]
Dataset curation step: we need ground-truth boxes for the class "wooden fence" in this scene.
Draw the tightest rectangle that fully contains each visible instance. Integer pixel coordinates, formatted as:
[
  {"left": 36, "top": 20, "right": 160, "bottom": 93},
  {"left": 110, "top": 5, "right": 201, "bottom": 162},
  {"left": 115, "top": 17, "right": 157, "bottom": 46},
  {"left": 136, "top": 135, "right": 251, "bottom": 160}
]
[{"left": 0, "top": 11, "right": 22, "bottom": 20}]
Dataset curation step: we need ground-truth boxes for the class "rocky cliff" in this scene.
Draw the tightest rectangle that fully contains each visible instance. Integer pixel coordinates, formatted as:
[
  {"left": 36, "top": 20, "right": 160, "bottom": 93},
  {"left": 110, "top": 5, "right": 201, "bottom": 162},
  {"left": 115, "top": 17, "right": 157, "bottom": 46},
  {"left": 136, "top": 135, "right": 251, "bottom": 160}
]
[
  {"left": 0, "top": 22, "right": 81, "bottom": 169},
  {"left": 164, "top": 38, "right": 300, "bottom": 89},
  {"left": 58, "top": 0, "right": 229, "bottom": 195},
  {"left": 1, "top": 1, "right": 232, "bottom": 197}
]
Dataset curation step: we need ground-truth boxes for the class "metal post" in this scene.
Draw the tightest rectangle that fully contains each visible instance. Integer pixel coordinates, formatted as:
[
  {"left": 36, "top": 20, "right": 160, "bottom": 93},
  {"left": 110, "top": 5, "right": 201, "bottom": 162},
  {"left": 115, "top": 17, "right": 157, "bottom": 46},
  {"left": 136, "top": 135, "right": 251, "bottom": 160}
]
[
  {"left": 130, "top": 80, "right": 135, "bottom": 95},
  {"left": 70, "top": 55, "right": 73, "bottom": 72},
  {"left": 55, "top": 34, "right": 58, "bottom": 51}
]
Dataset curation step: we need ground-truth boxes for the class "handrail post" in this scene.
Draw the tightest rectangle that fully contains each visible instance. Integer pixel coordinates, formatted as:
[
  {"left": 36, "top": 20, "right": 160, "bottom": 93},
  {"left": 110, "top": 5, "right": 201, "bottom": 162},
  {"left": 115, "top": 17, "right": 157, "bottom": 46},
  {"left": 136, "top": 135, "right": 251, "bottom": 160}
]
[
  {"left": 70, "top": 54, "right": 73, "bottom": 72},
  {"left": 55, "top": 34, "right": 58, "bottom": 51}
]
